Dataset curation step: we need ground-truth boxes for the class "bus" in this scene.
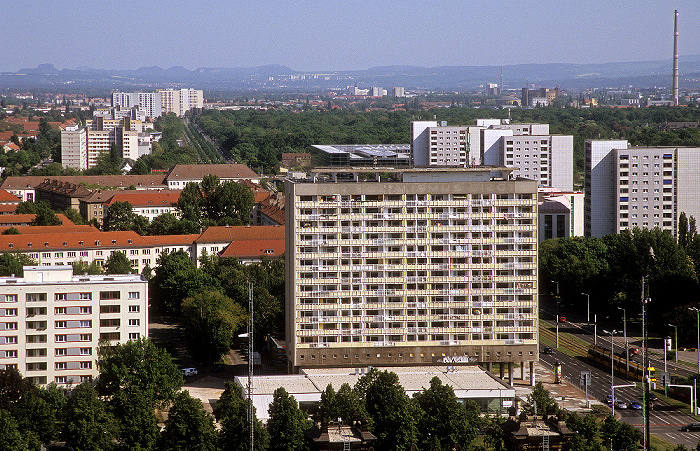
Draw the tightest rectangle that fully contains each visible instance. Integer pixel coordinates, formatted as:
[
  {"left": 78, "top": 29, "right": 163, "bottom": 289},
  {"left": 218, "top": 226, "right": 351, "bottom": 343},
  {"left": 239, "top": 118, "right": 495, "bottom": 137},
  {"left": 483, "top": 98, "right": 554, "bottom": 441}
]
[{"left": 588, "top": 345, "right": 656, "bottom": 383}]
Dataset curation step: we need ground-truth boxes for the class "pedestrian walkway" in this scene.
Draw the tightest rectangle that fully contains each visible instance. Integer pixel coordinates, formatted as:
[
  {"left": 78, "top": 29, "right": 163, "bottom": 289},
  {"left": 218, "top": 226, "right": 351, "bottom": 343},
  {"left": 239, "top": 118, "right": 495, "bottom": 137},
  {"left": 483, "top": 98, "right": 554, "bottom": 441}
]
[{"left": 511, "top": 362, "right": 600, "bottom": 413}]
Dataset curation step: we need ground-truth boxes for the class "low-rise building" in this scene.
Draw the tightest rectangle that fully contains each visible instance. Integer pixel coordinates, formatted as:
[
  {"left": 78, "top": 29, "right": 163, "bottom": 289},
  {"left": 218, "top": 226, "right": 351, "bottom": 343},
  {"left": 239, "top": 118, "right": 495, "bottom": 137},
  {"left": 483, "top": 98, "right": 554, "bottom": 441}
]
[
  {"left": 0, "top": 266, "right": 148, "bottom": 385},
  {"left": 166, "top": 164, "right": 260, "bottom": 188}
]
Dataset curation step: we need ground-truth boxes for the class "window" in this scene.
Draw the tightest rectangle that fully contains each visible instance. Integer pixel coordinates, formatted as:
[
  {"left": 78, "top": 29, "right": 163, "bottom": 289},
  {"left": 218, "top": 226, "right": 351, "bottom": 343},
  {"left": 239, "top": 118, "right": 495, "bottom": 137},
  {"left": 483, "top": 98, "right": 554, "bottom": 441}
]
[
  {"left": 79, "top": 334, "right": 91, "bottom": 342},
  {"left": 55, "top": 307, "right": 66, "bottom": 315},
  {"left": 4, "top": 322, "right": 17, "bottom": 330},
  {"left": 128, "top": 319, "right": 140, "bottom": 326},
  {"left": 79, "top": 320, "right": 91, "bottom": 328},
  {"left": 80, "top": 361, "right": 92, "bottom": 369},
  {"left": 79, "top": 251, "right": 88, "bottom": 257},
  {"left": 55, "top": 376, "right": 66, "bottom": 384},
  {"left": 5, "top": 336, "right": 17, "bottom": 344},
  {"left": 79, "top": 307, "right": 91, "bottom": 314},
  {"left": 129, "top": 333, "right": 140, "bottom": 340},
  {"left": 79, "top": 293, "right": 91, "bottom": 300},
  {"left": 128, "top": 292, "right": 140, "bottom": 299},
  {"left": 4, "top": 309, "right": 17, "bottom": 316},
  {"left": 55, "top": 348, "right": 66, "bottom": 356},
  {"left": 100, "top": 291, "right": 120, "bottom": 300},
  {"left": 55, "top": 294, "right": 66, "bottom": 301},
  {"left": 80, "top": 348, "right": 91, "bottom": 355},
  {"left": 55, "top": 335, "right": 66, "bottom": 342},
  {"left": 80, "top": 375, "right": 92, "bottom": 383},
  {"left": 128, "top": 305, "right": 140, "bottom": 313},
  {"left": 26, "top": 293, "right": 46, "bottom": 302},
  {"left": 55, "top": 362, "right": 67, "bottom": 370},
  {"left": 55, "top": 321, "right": 67, "bottom": 329}
]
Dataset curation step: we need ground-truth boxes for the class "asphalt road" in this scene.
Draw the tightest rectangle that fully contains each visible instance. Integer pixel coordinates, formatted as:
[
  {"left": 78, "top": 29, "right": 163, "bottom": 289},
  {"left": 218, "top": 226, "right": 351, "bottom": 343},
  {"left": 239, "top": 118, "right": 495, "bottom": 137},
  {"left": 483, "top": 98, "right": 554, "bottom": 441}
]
[{"left": 540, "top": 319, "right": 700, "bottom": 447}]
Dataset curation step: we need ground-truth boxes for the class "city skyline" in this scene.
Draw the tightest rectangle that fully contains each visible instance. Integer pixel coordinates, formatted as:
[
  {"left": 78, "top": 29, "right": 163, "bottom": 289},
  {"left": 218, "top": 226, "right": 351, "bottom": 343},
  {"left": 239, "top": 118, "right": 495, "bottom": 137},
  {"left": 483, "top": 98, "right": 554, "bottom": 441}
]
[{"left": 3, "top": 1, "right": 698, "bottom": 73}]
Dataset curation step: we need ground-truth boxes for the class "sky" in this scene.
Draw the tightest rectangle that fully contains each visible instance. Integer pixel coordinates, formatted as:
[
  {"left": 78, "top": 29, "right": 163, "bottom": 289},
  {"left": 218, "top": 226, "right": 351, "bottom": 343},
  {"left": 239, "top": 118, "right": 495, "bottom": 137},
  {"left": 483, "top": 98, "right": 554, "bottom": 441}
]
[{"left": 3, "top": 1, "right": 698, "bottom": 72}]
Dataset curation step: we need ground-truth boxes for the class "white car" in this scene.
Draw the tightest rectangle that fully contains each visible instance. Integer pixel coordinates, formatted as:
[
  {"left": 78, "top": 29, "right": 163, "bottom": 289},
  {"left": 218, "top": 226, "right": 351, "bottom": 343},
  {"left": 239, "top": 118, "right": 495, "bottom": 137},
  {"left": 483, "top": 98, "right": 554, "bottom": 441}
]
[{"left": 181, "top": 367, "right": 198, "bottom": 377}]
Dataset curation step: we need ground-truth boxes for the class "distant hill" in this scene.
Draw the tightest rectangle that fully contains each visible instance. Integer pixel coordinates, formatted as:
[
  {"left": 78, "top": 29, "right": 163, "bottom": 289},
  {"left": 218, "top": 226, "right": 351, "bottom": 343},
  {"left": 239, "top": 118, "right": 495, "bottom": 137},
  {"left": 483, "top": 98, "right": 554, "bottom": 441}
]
[{"left": 3, "top": 58, "right": 700, "bottom": 93}]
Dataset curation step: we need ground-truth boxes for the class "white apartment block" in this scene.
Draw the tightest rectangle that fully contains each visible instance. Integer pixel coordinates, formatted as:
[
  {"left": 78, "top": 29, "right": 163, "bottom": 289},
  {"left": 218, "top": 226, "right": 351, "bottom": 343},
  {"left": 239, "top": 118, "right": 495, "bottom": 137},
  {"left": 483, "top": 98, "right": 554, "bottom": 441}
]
[
  {"left": 0, "top": 266, "right": 148, "bottom": 386},
  {"left": 502, "top": 135, "right": 573, "bottom": 191},
  {"left": 86, "top": 129, "right": 112, "bottom": 168},
  {"left": 586, "top": 140, "right": 700, "bottom": 236},
  {"left": 285, "top": 167, "right": 538, "bottom": 380},
  {"left": 159, "top": 89, "right": 204, "bottom": 116},
  {"left": 60, "top": 126, "right": 87, "bottom": 170},
  {"left": 111, "top": 92, "right": 162, "bottom": 119},
  {"left": 538, "top": 190, "right": 584, "bottom": 242}
]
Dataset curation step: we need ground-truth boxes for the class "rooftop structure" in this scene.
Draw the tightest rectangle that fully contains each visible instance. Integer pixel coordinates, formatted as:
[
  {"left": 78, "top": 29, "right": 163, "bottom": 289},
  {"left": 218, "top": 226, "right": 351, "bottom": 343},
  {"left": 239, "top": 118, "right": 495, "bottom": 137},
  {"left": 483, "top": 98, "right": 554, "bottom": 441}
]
[{"left": 310, "top": 145, "right": 411, "bottom": 167}]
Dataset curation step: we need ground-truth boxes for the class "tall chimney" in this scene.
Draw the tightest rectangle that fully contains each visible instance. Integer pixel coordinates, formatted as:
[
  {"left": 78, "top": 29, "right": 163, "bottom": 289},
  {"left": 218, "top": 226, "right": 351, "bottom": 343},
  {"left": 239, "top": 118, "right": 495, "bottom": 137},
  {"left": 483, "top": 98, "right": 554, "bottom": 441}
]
[{"left": 673, "top": 10, "right": 679, "bottom": 106}]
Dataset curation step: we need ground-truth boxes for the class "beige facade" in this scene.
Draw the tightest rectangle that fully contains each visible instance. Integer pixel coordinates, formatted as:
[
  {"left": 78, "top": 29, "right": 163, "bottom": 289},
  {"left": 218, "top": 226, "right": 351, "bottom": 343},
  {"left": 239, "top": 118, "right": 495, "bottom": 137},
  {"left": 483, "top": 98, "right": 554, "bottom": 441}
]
[
  {"left": 60, "top": 126, "right": 87, "bottom": 170},
  {"left": 285, "top": 167, "right": 538, "bottom": 373},
  {"left": 0, "top": 266, "right": 148, "bottom": 385}
]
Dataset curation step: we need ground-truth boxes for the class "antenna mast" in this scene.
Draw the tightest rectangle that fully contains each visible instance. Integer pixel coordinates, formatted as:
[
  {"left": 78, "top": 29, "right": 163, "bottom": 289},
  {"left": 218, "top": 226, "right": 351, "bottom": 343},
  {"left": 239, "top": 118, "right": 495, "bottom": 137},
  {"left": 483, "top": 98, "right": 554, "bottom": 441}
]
[{"left": 673, "top": 10, "right": 679, "bottom": 106}]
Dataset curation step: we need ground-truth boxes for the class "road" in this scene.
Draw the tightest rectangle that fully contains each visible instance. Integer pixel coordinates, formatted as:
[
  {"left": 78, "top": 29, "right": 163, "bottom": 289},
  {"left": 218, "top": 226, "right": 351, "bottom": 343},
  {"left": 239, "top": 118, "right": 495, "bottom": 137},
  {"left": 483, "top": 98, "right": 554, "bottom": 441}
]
[{"left": 540, "top": 318, "right": 700, "bottom": 447}]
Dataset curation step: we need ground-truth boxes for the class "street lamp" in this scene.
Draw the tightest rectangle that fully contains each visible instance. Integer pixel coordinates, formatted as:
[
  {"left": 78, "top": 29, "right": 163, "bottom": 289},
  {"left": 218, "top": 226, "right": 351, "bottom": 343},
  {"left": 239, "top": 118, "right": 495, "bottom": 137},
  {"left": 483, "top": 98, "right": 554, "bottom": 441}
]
[
  {"left": 604, "top": 329, "right": 618, "bottom": 415},
  {"left": 552, "top": 280, "right": 560, "bottom": 349},
  {"left": 582, "top": 292, "right": 590, "bottom": 323},
  {"left": 668, "top": 323, "right": 678, "bottom": 363},
  {"left": 689, "top": 307, "right": 700, "bottom": 374},
  {"left": 617, "top": 306, "right": 628, "bottom": 377}
]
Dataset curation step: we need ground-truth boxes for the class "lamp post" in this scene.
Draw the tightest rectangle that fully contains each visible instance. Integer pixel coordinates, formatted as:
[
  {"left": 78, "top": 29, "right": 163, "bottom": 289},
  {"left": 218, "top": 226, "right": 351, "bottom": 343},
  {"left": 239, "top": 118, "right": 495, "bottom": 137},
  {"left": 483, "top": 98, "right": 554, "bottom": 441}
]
[
  {"left": 552, "top": 280, "right": 560, "bottom": 349},
  {"left": 668, "top": 323, "right": 678, "bottom": 363},
  {"left": 582, "top": 292, "right": 590, "bottom": 323},
  {"left": 689, "top": 307, "right": 700, "bottom": 374},
  {"left": 618, "top": 306, "right": 628, "bottom": 377},
  {"left": 604, "top": 329, "right": 618, "bottom": 416}
]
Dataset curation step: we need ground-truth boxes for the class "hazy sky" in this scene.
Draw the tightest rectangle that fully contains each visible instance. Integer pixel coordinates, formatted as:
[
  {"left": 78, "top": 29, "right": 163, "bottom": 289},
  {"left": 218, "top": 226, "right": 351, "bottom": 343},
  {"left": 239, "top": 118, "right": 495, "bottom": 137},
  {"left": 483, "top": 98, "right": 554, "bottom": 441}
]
[{"left": 4, "top": 1, "right": 696, "bottom": 72}]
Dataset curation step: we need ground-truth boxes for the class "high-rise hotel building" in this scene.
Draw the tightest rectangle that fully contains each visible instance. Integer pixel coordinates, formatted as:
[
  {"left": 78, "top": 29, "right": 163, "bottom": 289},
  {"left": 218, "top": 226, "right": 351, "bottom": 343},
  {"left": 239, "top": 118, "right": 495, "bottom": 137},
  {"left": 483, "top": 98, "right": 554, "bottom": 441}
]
[{"left": 285, "top": 166, "right": 538, "bottom": 378}]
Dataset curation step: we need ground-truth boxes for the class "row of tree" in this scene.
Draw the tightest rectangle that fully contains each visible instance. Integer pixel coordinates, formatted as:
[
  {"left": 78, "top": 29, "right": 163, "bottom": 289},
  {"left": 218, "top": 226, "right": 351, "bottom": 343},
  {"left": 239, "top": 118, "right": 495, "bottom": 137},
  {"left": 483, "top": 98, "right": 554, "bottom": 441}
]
[{"left": 539, "top": 221, "right": 700, "bottom": 344}]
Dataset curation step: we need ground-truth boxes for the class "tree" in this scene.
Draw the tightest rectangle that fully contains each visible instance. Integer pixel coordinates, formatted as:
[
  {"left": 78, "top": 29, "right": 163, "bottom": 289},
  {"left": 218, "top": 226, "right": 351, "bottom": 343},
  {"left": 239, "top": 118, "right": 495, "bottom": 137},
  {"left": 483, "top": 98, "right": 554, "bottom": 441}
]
[
  {"left": 0, "top": 253, "right": 35, "bottom": 277},
  {"left": 103, "top": 201, "right": 135, "bottom": 231},
  {"left": 62, "top": 382, "right": 118, "bottom": 451},
  {"left": 267, "top": 387, "right": 310, "bottom": 451},
  {"left": 413, "top": 376, "right": 476, "bottom": 450},
  {"left": 159, "top": 391, "right": 218, "bottom": 451},
  {"left": 152, "top": 250, "right": 218, "bottom": 315},
  {"left": 11, "top": 385, "right": 64, "bottom": 448},
  {"left": 566, "top": 413, "right": 602, "bottom": 451},
  {"left": 527, "top": 382, "right": 558, "bottom": 415},
  {"left": 72, "top": 260, "right": 104, "bottom": 275},
  {"left": 215, "top": 382, "right": 269, "bottom": 451},
  {"left": 148, "top": 212, "right": 179, "bottom": 235},
  {"left": 600, "top": 415, "right": 642, "bottom": 451},
  {"left": 96, "top": 338, "right": 182, "bottom": 407},
  {"left": 0, "top": 367, "right": 32, "bottom": 409},
  {"left": 110, "top": 389, "right": 159, "bottom": 451},
  {"left": 181, "top": 290, "right": 247, "bottom": 364},
  {"left": 105, "top": 251, "right": 133, "bottom": 274},
  {"left": 177, "top": 182, "right": 204, "bottom": 228},
  {"left": 2, "top": 227, "right": 20, "bottom": 235},
  {"left": 63, "top": 208, "right": 85, "bottom": 225},
  {"left": 334, "top": 383, "right": 364, "bottom": 423},
  {"left": 0, "top": 409, "right": 28, "bottom": 451},
  {"left": 32, "top": 204, "right": 61, "bottom": 226},
  {"left": 361, "top": 370, "right": 417, "bottom": 451}
]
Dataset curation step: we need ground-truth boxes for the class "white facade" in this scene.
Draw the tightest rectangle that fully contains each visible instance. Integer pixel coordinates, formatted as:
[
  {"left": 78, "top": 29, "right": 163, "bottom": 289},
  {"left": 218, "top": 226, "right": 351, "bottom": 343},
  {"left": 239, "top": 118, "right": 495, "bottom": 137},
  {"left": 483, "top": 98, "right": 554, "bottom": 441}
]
[
  {"left": 285, "top": 167, "right": 539, "bottom": 372},
  {"left": 502, "top": 135, "right": 573, "bottom": 191},
  {"left": 111, "top": 92, "right": 162, "bottom": 119},
  {"left": 86, "top": 129, "right": 113, "bottom": 168},
  {"left": 159, "top": 89, "right": 204, "bottom": 116},
  {"left": 60, "top": 126, "right": 87, "bottom": 170},
  {"left": 584, "top": 140, "right": 629, "bottom": 237},
  {"left": 0, "top": 266, "right": 148, "bottom": 386},
  {"left": 538, "top": 190, "right": 584, "bottom": 242}
]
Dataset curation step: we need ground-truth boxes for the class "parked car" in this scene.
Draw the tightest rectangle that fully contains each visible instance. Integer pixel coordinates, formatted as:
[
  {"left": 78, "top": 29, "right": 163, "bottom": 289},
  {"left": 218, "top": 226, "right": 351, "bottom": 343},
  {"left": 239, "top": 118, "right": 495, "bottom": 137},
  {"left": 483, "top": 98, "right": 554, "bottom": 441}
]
[
  {"left": 681, "top": 423, "right": 700, "bottom": 432},
  {"left": 628, "top": 401, "right": 642, "bottom": 410},
  {"left": 616, "top": 400, "right": 627, "bottom": 409},
  {"left": 181, "top": 367, "right": 198, "bottom": 377},
  {"left": 542, "top": 346, "right": 553, "bottom": 355}
]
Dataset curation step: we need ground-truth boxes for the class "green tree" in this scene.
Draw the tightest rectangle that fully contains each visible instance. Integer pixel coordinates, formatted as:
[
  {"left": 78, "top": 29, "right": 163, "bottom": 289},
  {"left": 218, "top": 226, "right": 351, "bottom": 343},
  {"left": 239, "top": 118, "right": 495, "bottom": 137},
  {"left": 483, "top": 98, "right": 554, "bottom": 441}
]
[
  {"left": 0, "top": 409, "right": 28, "bottom": 451},
  {"left": 527, "top": 382, "right": 558, "bottom": 415},
  {"left": 334, "top": 382, "right": 364, "bottom": 423},
  {"left": 105, "top": 251, "right": 133, "bottom": 274},
  {"left": 72, "top": 260, "right": 104, "bottom": 275},
  {"left": 177, "top": 182, "right": 204, "bottom": 228},
  {"left": 12, "top": 385, "right": 63, "bottom": 448},
  {"left": 319, "top": 384, "right": 337, "bottom": 420},
  {"left": 32, "top": 204, "right": 61, "bottom": 226},
  {"left": 2, "top": 227, "right": 20, "bottom": 235},
  {"left": 152, "top": 250, "right": 217, "bottom": 315},
  {"left": 600, "top": 415, "right": 642, "bottom": 451},
  {"left": 361, "top": 370, "right": 417, "bottom": 451},
  {"left": 159, "top": 391, "right": 218, "bottom": 451},
  {"left": 181, "top": 290, "right": 247, "bottom": 365},
  {"left": 148, "top": 212, "right": 179, "bottom": 235},
  {"left": 103, "top": 201, "right": 135, "bottom": 231},
  {"left": 63, "top": 208, "right": 86, "bottom": 225},
  {"left": 267, "top": 387, "right": 310, "bottom": 451},
  {"left": 566, "top": 413, "right": 602, "bottom": 451},
  {"left": 413, "top": 376, "right": 476, "bottom": 450},
  {"left": 215, "top": 382, "right": 269, "bottom": 451},
  {"left": 0, "top": 252, "right": 35, "bottom": 277},
  {"left": 62, "top": 382, "right": 118, "bottom": 451},
  {"left": 110, "top": 389, "right": 159, "bottom": 451},
  {"left": 679, "top": 211, "right": 689, "bottom": 248},
  {"left": 96, "top": 338, "right": 183, "bottom": 407},
  {"left": 0, "top": 367, "right": 32, "bottom": 409}
]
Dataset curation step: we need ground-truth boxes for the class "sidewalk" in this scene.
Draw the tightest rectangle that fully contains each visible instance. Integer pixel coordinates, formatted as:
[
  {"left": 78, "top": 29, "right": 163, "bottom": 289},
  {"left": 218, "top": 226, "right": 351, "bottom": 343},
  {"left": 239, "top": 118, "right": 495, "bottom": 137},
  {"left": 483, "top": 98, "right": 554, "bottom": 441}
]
[{"left": 512, "top": 362, "right": 601, "bottom": 413}]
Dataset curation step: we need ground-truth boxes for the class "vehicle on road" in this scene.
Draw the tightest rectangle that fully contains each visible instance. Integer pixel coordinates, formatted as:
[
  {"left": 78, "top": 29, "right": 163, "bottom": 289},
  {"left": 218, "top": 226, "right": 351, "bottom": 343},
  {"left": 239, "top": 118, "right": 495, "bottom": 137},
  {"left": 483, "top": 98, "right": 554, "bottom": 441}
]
[
  {"left": 606, "top": 395, "right": 617, "bottom": 405},
  {"left": 648, "top": 393, "right": 658, "bottom": 402},
  {"left": 588, "top": 345, "right": 656, "bottom": 383},
  {"left": 559, "top": 316, "right": 567, "bottom": 323},
  {"left": 615, "top": 400, "right": 627, "bottom": 409},
  {"left": 542, "top": 346, "right": 553, "bottom": 355},
  {"left": 680, "top": 423, "right": 700, "bottom": 432},
  {"left": 628, "top": 401, "right": 642, "bottom": 410},
  {"left": 181, "top": 367, "right": 198, "bottom": 377}
]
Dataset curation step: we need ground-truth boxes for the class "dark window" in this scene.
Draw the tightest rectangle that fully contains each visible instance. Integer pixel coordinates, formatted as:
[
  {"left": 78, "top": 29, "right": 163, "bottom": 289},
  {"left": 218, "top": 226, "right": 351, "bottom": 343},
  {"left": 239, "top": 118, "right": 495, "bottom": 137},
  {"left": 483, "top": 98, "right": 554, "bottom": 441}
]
[{"left": 544, "top": 215, "right": 553, "bottom": 239}]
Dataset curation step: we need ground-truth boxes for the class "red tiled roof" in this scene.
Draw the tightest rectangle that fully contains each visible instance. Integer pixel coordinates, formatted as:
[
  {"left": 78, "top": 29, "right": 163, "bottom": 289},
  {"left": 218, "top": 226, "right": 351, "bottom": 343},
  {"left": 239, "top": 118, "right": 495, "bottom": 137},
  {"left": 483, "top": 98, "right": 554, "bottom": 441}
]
[
  {"left": 0, "top": 230, "right": 148, "bottom": 252},
  {"left": 0, "top": 205, "right": 18, "bottom": 214},
  {"left": 167, "top": 164, "right": 259, "bottom": 181},
  {"left": 194, "top": 225, "right": 285, "bottom": 243},
  {"left": 0, "top": 214, "right": 37, "bottom": 225},
  {"left": 260, "top": 205, "right": 285, "bottom": 225},
  {"left": 140, "top": 234, "right": 199, "bottom": 246},
  {"left": 105, "top": 190, "right": 181, "bottom": 207},
  {"left": 0, "top": 174, "right": 167, "bottom": 190},
  {"left": 0, "top": 225, "right": 98, "bottom": 234},
  {"left": 0, "top": 190, "right": 21, "bottom": 204},
  {"left": 219, "top": 239, "right": 285, "bottom": 259}
]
